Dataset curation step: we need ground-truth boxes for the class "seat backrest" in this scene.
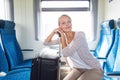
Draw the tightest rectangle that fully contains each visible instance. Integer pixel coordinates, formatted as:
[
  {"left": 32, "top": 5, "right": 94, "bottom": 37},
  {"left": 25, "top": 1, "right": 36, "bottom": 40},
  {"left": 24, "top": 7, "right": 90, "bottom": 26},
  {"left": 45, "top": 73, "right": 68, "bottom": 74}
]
[
  {"left": 112, "top": 32, "right": 120, "bottom": 72},
  {"left": 0, "top": 43, "right": 9, "bottom": 73},
  {"left": 104, "top": 31, "right": 119, "bottom": 73},
  {"left": 0, "top": 20, "right": 24, "bottom": 70},
  {"left": 104, "top": 18, "right": 120, "bottom": 72},
  {"left": 0, "top": 20, "right": 9, "bottom": 72},
  {"left": 112, "top": 18, "right": 120, "bottom": 71},
  {"left": 94, "top": 19, "right": 115, "bottom": 58}
]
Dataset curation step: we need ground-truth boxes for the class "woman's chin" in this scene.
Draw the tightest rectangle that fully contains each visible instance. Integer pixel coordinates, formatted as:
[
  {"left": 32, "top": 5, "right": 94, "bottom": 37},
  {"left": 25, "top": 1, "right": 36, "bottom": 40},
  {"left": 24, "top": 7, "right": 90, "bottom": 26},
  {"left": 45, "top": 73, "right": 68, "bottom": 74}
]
[
  {"left": 62, "top": 29, "right": 71, "bottom": 33},
  {"left": 64, "top": 31, "right": 71, "bottom": 33}
]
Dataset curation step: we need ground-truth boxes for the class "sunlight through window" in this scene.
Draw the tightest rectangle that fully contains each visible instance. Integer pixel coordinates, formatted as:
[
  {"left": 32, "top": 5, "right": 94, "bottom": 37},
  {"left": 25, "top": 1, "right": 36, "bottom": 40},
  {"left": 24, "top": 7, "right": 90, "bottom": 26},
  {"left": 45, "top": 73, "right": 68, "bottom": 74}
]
[{"left": 38, "top": 0, "right": 93, "bottom": 41}]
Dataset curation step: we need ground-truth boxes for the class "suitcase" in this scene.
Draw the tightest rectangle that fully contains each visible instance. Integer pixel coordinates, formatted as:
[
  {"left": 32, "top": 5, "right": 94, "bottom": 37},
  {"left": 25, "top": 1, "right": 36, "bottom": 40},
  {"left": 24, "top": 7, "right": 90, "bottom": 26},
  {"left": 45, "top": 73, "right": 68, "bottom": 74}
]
[
  {"left": 31, "top": 57, "right": 40, "bottom": 80},
  {"left": 31, "top": 56, "right": 60, "bottom": 80},
  {"left": 31, "top": 33, "right": 61, "bottom": 80}
]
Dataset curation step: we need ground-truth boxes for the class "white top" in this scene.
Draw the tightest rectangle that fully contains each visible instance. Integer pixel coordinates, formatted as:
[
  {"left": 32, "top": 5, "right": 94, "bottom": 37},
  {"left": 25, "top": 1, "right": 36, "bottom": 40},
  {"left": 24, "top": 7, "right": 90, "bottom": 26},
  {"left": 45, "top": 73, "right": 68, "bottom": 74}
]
[
  {"left": 44, "top": 31, "right": 102, "bottom": 69},
  {"left": 66, "top": 52, "right": 92, "bottom": 69}
]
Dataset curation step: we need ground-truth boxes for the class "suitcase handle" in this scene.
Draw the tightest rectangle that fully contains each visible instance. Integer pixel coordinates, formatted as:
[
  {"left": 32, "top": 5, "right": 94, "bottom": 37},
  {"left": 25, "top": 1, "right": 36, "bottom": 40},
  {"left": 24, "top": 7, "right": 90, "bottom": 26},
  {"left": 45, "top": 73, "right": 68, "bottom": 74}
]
[{"left": 57, "top": 32, "right": 61, "bottom": 37}]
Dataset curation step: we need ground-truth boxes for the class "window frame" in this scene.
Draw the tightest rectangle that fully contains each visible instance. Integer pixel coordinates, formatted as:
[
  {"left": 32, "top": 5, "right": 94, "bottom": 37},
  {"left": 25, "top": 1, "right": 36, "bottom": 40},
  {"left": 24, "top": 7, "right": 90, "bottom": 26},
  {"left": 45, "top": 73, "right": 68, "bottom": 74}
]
[{"left": 34, "top": 0, "right": 98, "bottom": 41}]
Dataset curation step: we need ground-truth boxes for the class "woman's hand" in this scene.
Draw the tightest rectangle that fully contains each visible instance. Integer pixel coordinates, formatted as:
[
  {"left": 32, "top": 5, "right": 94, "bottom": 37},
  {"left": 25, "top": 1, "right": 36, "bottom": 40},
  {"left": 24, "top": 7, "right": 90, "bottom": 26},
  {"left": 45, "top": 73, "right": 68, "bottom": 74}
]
[
  {"left": 53, "top": 28, "right": 68, "bottom": 49},
  {"left": 53, "top": 28, "right": 64, "bottom": 37},
  {"left": 45, "top": 28, "right": 64, "bottom": 42}
]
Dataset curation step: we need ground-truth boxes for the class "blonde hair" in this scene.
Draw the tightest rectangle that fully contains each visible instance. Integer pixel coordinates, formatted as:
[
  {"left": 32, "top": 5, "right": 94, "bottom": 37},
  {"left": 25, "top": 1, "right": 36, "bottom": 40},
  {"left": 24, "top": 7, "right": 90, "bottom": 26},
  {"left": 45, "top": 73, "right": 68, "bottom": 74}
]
[{"left": 58, "top": 14, "right": 71, "bottom": 26}]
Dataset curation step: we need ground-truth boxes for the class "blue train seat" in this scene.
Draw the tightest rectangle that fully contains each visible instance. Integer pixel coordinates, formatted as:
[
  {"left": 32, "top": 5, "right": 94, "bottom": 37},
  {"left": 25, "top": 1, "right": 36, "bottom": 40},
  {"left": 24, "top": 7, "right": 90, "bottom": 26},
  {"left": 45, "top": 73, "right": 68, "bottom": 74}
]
[
  {"left": 0, "top": 20, "right": 31, "bottom": 80},
  {"left": 91, "top": 19, "right": 115, "bottom": 71},
  {"left": 92, "top": 19, "right": 115, "bottom": 59},
  {"left": 0, "top": 70, "right": 31, "bottom": 80},
  {"left": 0, "top": 43, "right": 31, "bottom": 80},
  {"left": 113, "top": 18, "right": 120, "bottom": 72},
  {"left": 0, "top": 20, "right": 32, "bottom": 70},
  {"left": 103, "top": 18, "right": 120, "bottom": 80},
  {"left": 104, "top": 30, "right": 119, "bottom": 74}
]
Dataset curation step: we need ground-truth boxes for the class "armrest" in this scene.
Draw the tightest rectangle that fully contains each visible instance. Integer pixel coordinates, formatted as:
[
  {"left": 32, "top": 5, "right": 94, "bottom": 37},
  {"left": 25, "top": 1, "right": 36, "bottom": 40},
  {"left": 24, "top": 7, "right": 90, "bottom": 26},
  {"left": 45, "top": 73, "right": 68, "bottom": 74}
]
[
  {"left": 90, "top": 50, "right": 95, "bottom": 56},
  {"left": 97, "top": 57, "right": 106, "bottom": 59},
  {"left": 107, "top": 71, "right": 120, "bottom": 78},
  {"left": 21, "top": 49, "right": 34, "bottom": 51},
  {"left": 90, "top": 50, "right": 95, "bottom": 52},
  {"left": 22, "top": 49, "right": 35, "bottom": 60},
  {"left": 97, "top": 57, "right": 107, "bottom": 62},
  {"left": 107, "top": 71, "right": 120, "bottom": 75}
]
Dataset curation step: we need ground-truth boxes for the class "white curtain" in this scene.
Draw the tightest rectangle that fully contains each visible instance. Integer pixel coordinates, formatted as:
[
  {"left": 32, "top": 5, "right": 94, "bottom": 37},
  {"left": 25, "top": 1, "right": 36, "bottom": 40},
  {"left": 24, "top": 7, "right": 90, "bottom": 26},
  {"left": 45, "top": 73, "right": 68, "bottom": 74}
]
[{"left": 0, "top": 0, "right": 14, "bottom": 21}]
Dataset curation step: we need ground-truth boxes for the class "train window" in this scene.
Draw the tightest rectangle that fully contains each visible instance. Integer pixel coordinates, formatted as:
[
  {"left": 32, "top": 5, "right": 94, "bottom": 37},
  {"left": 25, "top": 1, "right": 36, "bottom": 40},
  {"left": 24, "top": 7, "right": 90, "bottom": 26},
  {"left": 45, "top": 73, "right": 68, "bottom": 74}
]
[
  {"left": 0, "top": 0, "right": 14, "bottom": 20},
  {"left": 34, "top": 0, "right": 98, "bottom": 41},
  {"left": 41, "top": 0, "right": 89, "bottom": 11}
]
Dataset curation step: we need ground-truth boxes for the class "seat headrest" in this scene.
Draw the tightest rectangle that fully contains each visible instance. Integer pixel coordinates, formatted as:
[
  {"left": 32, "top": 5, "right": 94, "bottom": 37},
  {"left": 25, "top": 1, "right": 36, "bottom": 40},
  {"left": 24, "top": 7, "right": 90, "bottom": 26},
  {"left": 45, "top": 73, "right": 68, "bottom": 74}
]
[
  {"left": 101, "top": 19, "right": 114, "bottom": 30},
  {"left": 0, "top": 20, "right": 15, "bottom": 30},
  {"left": 0, "top": 20, "right": 5, "bottom": 29},
  {"left": 117, "top": 18, "right": 120, "bottom": 28},
  {"left": 0, "top": 20, "right": 15, "bottom": 34},
  {"left": 4, "top": 20, "right": 15, "bottom": 30}
]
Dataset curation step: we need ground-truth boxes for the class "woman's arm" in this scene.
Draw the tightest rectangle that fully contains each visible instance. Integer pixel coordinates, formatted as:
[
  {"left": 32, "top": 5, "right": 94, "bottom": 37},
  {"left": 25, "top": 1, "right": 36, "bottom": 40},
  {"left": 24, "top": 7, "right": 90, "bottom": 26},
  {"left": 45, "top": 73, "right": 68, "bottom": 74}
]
[
  {"left": 45, "top": 29, "right": 56, "bottom": 43},
  {"left": 44, "top": 28, "right": 67, "bottom": 47}
]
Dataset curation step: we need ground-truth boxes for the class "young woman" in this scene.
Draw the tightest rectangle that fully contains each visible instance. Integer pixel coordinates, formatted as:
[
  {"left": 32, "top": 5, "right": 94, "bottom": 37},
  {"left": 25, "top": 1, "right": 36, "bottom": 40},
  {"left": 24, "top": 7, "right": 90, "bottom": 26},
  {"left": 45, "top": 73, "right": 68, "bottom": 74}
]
[{"left": 44, "top": 14, "right": 104, "bottom": 80}]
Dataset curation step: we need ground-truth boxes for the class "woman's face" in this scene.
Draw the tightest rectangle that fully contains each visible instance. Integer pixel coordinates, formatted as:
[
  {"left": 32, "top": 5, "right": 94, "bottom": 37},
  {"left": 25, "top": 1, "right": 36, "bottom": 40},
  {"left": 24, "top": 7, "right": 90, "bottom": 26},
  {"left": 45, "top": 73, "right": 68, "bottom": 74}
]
[{"left": 59, "top": 16, "right": 72, "bottom": 33}]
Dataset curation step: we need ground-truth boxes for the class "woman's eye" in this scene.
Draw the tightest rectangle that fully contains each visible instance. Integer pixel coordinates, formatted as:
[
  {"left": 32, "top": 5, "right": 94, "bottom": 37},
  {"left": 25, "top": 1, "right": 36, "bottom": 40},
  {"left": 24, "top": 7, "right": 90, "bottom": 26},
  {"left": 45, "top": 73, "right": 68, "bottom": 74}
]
[
  {"left": 68, "top": 21, "right": 71, "bottom": 23},
  {"left": 62, "top": 22, "right": 65, "bottom": 25},
  {"left": 61, "top": 21, "right": 71, "bottom": 25}
]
